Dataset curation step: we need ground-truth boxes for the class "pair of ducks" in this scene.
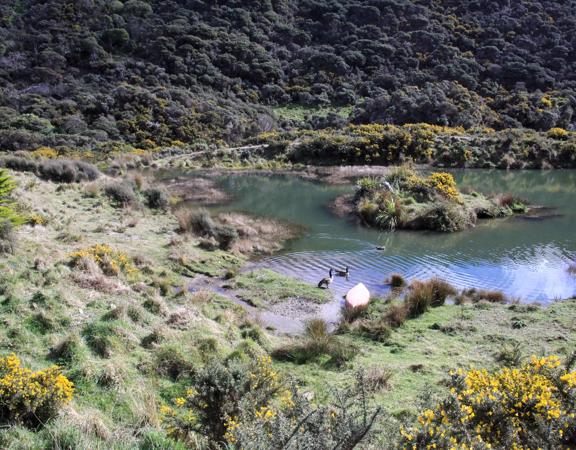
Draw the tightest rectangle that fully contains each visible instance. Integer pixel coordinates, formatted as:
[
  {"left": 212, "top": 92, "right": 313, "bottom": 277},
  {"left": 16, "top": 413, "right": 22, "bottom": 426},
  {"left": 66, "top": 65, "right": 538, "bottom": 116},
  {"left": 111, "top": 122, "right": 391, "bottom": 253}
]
[{"left": 318, "top": 266, "right": 349, "bottom": 288}]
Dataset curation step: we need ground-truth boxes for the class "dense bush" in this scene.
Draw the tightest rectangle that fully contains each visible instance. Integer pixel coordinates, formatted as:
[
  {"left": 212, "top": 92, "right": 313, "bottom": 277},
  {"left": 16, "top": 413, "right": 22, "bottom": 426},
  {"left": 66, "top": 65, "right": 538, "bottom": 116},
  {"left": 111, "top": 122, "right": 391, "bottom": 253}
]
[
  {"left": 161, "top": 354, "right": 294, "bottom": 445},
  {"left": 143, "top": 187, "right": 169, "bottom": 210},
  {"left": 400, "top": 355, "right": 576, "bottom": 449},
  {"left": 161, "top": 354, "right": 383, "bottom": 449},
  {"left": 255, "top": 126, "right": 576, "bottom": 169},
  {"left": 1, "top": 1, "right": 576, "bottom": 150},
  {"left": 0, "top": 158, "right": 100, "bottom": 183},
  {"left": 0, "top": 354, "right": 74, "bottom": 427},
  {"left": 37, "top": 160, "right": 100, "bottom": 183},
  {"left": 104, "top": 182, "right": 137, "bottom": 207}
]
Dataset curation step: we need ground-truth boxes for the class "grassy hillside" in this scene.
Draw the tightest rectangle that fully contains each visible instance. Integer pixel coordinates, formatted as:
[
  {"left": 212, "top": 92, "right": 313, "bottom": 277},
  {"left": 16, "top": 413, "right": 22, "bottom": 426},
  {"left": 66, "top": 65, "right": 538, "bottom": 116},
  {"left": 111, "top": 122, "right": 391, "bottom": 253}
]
[
  {"left": 1, "top": 0, "right": 576, "bottom": 155},
  {"left": 0, "top": 168, "right": 574, "bottom": 449}
]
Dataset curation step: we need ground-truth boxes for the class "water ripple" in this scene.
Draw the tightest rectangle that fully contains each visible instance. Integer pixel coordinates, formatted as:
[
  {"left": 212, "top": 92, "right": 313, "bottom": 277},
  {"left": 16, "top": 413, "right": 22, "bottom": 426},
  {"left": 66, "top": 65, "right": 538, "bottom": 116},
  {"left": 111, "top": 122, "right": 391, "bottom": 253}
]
[{"left": 260, "top": 245, "right": 576, "bottom": 303}]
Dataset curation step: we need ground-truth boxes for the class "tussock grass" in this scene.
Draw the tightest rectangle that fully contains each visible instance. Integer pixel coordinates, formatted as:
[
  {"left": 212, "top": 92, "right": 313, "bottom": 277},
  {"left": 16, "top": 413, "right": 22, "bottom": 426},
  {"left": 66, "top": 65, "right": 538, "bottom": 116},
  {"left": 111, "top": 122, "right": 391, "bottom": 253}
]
[
  {"left": 461, "top": 288, "right": 508, "bottom": 304},
  {"left": 152, "top": 344, "right": 196, "bottom": 381},
  {"left": 387, "top": 273, "right": 406, "bottom": 289},
  {"left": 272, "top": 319, "right": 355, "bottom": 367}
]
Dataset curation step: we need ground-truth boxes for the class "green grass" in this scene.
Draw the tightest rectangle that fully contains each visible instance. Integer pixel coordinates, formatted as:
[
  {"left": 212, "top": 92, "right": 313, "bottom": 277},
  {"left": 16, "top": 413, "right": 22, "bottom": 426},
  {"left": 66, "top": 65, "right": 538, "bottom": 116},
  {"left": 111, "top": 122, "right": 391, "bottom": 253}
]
[
  {"left": 272, "top": 104, "right": 354, "bottom": 122},
  {"left": 278, "top": 299, "right": 576, "bottom": 417},
  {"left": 229, "top": 268, "right": 330, "bottom": 306},
  {"left": 1, "top": 169, "right": 576, "bottom": 448}
]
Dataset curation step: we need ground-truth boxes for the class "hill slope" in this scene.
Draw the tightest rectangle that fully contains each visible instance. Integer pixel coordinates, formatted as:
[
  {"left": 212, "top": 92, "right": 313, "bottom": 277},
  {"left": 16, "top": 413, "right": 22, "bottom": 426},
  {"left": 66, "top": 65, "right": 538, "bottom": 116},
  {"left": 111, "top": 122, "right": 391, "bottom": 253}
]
[{"left": 1, "top": 0, "right": 576, "bottom": 152}]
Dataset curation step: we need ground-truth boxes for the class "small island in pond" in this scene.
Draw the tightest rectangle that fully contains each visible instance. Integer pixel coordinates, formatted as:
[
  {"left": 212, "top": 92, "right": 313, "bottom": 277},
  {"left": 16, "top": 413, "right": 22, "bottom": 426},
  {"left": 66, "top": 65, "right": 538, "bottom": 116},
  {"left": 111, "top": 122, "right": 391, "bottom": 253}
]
[{"left": 333, "top": 167, "right": 530, "bottom": 232}]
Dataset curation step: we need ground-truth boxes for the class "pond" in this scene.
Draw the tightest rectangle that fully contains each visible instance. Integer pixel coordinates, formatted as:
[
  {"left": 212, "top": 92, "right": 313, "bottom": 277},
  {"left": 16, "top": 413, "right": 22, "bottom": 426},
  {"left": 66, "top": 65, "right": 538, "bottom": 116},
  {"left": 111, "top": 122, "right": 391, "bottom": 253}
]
[{"left": 212, "top": 169, "right": 576, "bottom": 305}]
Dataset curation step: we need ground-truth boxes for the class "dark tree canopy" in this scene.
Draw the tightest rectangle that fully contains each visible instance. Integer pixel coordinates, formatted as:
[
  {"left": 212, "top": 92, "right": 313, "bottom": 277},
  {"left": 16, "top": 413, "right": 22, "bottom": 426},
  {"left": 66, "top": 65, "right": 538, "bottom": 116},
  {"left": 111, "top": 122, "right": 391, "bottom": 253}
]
[{"left": 1, "top": 0, "right": 576, "bottom": 151}]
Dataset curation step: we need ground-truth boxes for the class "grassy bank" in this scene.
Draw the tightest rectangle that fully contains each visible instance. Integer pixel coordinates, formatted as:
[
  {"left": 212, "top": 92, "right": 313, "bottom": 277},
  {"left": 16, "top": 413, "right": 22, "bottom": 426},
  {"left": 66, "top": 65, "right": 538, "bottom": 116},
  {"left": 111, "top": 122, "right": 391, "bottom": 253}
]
[{"left": 0, "top": 168, "right": 574, "bottom": 449}]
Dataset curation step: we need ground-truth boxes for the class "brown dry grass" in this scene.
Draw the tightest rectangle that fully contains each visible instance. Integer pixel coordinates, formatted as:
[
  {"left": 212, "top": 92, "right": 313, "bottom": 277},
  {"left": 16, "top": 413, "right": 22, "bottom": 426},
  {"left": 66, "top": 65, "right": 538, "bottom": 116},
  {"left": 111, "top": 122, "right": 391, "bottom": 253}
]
[{"left": 218, "top": 212, "right": 299, "bottom": 254}]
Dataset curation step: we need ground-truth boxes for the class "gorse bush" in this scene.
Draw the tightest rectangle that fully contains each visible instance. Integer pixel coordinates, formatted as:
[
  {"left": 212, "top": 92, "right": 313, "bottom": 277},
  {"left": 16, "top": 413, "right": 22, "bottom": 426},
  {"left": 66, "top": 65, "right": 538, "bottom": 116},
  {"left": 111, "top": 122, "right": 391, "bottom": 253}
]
[
  {"left": 0, "top": 354, "right": 74, "bottom": 427},
  {"left": 161, "top": 354, "right": 383, "bottom": 449},
  {"left": 399, "top": 355, "right": 576, "bottom": 449},
  {"left": 232, "top": 370, "right": 384, "bottom": 449},
  {"left": 69, "top": 244, "right": 137, "bottom": 276},
  {"left": 427, "top": 172, "right": 460, "bottom": 201},
  {"left": 160, "top": 354, "right": 294, "bottom": 446}
]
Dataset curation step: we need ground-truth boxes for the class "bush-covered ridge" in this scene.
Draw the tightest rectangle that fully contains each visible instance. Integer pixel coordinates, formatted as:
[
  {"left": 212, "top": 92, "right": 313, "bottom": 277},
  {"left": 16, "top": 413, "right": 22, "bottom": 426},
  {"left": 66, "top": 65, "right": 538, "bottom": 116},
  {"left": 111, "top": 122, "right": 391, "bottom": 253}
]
[
  {"left": 252, "top": 124, "right": 576, "bottom": 169},
  {"left": 1, "top": 0, "right": 576, "bottom": 152}
]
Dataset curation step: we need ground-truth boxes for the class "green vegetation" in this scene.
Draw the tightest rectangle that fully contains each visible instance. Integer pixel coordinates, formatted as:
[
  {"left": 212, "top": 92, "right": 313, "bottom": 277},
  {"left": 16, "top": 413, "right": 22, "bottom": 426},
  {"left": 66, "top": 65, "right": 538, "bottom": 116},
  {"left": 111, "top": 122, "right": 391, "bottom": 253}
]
[
  {"left": 251, "top": 124, "right": 576, "bottom": 169},
  {"left": 400, "top": 355, "right": 576, "bottom": 449},
  {"left": 1, "top": 1, "right": 576, "bottom": 158},
  {"left": 344, "top": 166, "right": 530, "bottom": 232},
  {"left": 229, "top": 269, "right": 330, "bottom": 306},
  {"left": 0, "top": 167, "right": 574, "bottom": 449}
]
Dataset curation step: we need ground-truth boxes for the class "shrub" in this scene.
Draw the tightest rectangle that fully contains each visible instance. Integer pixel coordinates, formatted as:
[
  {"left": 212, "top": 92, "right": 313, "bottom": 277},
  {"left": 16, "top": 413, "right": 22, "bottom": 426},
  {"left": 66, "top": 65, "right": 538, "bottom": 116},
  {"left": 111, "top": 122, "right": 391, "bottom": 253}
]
[
  {"left": 160, "top": 354, "right": 294, "bottom": 446},
  {"left": 32, "top": 147, "right": 58, "bottom": 159},
  {"left": 37, "top": 160, "right": 99, "bottom": 183},
  {"left": 355, "top": 177, "right": 381, "bottom": 196},
  {"left": 1, "top": 156, "right": 39, "bottom": 173},
  {"left": 399, "top": 355, "right": 576, "bottom": 449},
  {"left": 69, "top": 244, "right": 137, "bottom": 276},
  {"left": 104, "top": 182, "right": 137, "bottom": 207},
  {"left": 427, "top": 172, "right": 460, "bottom": 201},
  {"left": 230, "top": 370, "right": 383, "bottom": 449},
  {"left": 177, "top": 209, "right": 216, "bottom": 236},
  {"left": 0, "top": 169, "right": 25, "bottom": 227},
  {"left": 214, "top": 225, "right": 238, "bottom": 250},
  {"left": 462, "top": 288, "right": 508, "bottom": 304},
  {"left": 143, "top": 187, "right": 169, "bottom": 210},
  {"left": 0, "top": 221, "right": 15, "bottom": 254},
  {"left": 421, "top": 202, "right": 475, "bottom": 232},
  {"left": 0, "top": 354, "right": 74, "bottom": 427},
  {"left": 387, "top": 273, "right": 406, "bottom": 288},
  {"left": 548, "top": 127, "right": 569, "bottom": 139}
]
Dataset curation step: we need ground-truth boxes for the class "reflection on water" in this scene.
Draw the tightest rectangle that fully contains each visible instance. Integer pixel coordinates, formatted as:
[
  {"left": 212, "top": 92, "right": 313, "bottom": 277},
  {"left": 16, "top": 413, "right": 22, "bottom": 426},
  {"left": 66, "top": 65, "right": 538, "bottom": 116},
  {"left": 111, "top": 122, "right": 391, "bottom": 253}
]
[{"left": 213, "top": 170, "right": 576, "bottom": 303}]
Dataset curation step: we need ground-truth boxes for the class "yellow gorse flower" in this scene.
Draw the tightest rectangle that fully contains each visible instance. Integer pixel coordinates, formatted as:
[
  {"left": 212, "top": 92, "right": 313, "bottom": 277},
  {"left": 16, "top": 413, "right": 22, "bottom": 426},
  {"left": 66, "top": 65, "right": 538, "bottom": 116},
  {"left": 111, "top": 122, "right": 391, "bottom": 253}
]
[
  {"left": 427, "top": 172, "right": 460, "bottom": 201},
  {"left": 400, "top": 355, "right": 576, "bottom": 449},
  {"left": 69, "top": 243, "right": 137, "bottom": 275},
  {"left": 0, "top": 353, "right": 73, "bottom": 424}
]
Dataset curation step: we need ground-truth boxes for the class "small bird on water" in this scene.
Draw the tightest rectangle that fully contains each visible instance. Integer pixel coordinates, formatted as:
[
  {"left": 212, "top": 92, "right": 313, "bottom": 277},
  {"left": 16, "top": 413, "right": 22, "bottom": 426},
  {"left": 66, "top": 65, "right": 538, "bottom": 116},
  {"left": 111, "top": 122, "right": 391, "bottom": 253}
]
[
  {"left": 317, "top": 268, "right": 334, "bottom": 289},
  {"left": 334, "top": 266, "right": 350, "bottom": 279}
]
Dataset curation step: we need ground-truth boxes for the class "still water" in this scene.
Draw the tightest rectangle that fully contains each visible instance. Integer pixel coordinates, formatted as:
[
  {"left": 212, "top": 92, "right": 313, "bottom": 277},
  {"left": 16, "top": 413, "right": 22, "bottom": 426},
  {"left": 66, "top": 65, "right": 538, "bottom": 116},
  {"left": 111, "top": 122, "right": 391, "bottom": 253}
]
[{"left": 214, "top": 170, "right": 576, "bottom": 304}]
